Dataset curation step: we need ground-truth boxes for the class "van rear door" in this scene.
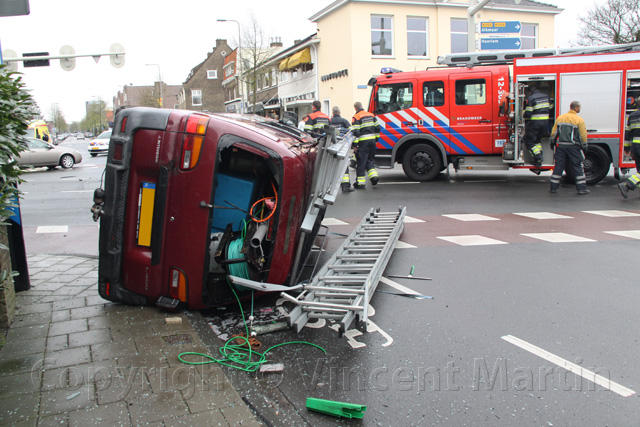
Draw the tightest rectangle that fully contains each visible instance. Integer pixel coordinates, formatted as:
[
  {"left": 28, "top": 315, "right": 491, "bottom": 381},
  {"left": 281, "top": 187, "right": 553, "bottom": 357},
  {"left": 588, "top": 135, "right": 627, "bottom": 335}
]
[{"left": 448, "top": 72, "right": 494, "bottom": 155}]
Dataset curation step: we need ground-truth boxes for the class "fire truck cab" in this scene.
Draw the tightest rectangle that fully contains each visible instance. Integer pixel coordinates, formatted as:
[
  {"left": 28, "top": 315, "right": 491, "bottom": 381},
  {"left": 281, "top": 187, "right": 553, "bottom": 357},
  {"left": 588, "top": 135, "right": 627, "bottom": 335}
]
[{"left": 368, "top": 43, "right": 640, "bottom": 185}]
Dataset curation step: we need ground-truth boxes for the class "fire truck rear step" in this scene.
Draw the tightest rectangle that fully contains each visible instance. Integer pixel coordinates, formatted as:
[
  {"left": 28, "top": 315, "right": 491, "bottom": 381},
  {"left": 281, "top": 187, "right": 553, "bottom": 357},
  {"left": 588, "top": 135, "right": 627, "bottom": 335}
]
[{"left": 281, "top": 206, "right": 406, "bottom": 336}]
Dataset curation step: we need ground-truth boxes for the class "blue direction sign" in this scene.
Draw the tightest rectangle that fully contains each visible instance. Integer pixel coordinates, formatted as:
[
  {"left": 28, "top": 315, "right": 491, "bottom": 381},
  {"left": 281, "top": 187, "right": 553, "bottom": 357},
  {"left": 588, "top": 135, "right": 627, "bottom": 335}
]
[
  {"left": 480, "top": 37, "right": 522, "bottom": 50},
  {"left": 480, "top": 21, "right": 521, "bottom": 34}
]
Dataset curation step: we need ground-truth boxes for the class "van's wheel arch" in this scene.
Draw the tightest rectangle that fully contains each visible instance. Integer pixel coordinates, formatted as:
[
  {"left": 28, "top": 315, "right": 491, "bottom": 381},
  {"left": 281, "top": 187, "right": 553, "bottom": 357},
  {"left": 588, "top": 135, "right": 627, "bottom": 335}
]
[{"left": 401, "top": 143, "right": 443, "bottom": 181}]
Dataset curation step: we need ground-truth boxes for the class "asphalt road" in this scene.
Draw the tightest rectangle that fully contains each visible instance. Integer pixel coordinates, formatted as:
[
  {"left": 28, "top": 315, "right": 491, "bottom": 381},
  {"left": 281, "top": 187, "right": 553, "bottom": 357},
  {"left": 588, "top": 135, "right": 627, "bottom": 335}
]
[{"left": 17, "top": 138, "right": 640, "bottom": 426}]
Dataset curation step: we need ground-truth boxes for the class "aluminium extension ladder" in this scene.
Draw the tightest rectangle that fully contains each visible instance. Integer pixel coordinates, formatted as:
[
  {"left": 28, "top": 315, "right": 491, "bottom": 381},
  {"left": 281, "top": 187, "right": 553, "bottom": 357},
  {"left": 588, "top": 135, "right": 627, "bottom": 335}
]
[{"left": 281, "top": 206, "right": 406, "bottom": 336}]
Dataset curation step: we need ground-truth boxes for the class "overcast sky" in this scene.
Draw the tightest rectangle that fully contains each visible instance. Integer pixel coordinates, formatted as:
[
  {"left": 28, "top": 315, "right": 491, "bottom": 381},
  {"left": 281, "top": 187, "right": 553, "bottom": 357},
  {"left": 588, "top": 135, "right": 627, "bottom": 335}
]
[{"left": 1, "top": 0, "right": 599, "bottom": 125}]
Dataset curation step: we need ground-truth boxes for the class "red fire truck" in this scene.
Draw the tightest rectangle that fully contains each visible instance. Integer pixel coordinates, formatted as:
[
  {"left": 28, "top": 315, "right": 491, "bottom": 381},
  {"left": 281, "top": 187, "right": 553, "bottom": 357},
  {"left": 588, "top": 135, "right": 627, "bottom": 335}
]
[{"left": 368, "top": 43, "right": 640, "bottom": 184}]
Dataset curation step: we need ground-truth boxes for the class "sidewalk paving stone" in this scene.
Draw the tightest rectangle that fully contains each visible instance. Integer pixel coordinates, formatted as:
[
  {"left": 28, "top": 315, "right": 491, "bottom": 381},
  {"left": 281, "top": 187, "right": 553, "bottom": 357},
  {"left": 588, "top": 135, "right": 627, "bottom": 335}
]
[{"left": 0, "top": 255, "right": 264, "bottom": 426}]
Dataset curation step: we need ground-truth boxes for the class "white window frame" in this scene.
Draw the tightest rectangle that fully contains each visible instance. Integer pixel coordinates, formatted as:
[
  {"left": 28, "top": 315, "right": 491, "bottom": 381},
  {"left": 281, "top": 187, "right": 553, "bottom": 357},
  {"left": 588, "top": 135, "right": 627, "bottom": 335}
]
[
  {"left": 450, "top": 18, "right": 468, "bottom": 54},
  {"left": 207, "top": 70, "right": 217, "bottom": 79},
  {"left": 521, "top": 23, "right": 538, "bottom": 50},
  {"left": 407, "top": 16, "right": 429, "bottom": 58},
  {"left": 192, "top": 89, "right": 202, "bottom": 106},
  {"left": 371, "top": 15, "right": 394, "bottom": 57}
]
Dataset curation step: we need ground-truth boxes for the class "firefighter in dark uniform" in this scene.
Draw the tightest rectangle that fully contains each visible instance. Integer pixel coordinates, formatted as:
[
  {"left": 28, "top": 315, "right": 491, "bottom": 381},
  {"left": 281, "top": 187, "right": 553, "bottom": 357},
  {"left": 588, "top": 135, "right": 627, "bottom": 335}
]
[
  {"left": 617, "top": 108, "right": 640, "bottom": 198},
  {"left": 523, "top": 85, "right": 551, "bottom": 168},
  {"left": 549, "top": 101, "right": 589, "bottom": 195},
  {"left": 351, "top": 101, "right": 380, "bottom": 189},
  {"left": 330, "top": 106, "right": 356, "bottom": 192},
  {"left": 304, "top": 100, "right": 330, "bottom": 137}
]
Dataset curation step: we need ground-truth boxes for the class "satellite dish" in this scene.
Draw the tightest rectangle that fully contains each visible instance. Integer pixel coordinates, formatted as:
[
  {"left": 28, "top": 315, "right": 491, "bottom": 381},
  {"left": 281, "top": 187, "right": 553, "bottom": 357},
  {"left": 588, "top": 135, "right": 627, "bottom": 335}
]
[
  {"left": 2, "top": 49, "right": 18, "bottom": 72},
  {"left": 110, "top": 43, "right": 125, "bottom": 68},
  {"left": 60, "top": 45, "right": 75, "bottom": 71}
]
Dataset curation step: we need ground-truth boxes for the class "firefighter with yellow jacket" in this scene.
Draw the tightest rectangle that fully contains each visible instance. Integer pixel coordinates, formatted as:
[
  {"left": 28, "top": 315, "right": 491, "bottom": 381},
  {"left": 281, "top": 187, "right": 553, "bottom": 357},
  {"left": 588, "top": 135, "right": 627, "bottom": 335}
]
[
  {"left": 617, "top": 109, "right": 640, "bottom": 199},
  {"left": 350, "top": 102, "right": 380, "bottom": 189},
  {"left": 549, "top": 101, "right": 589, "bottom": 195}
]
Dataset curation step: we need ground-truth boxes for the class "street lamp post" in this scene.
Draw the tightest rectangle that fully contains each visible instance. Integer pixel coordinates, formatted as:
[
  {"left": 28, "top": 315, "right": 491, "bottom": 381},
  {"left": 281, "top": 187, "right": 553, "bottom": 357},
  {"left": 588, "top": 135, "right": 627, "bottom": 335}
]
[
  {"left": 217, "top": 19, "right": 243, "bottom": 113},
  {"left": 145, "top": 63, "right": 163, "bottom": 108}
]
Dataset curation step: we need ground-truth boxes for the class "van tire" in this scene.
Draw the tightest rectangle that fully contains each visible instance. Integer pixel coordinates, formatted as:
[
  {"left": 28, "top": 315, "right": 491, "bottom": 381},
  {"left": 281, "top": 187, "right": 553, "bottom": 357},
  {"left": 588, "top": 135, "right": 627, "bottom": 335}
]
[{"left": 402, "top": 144, "right": 442, "bottom": 181}]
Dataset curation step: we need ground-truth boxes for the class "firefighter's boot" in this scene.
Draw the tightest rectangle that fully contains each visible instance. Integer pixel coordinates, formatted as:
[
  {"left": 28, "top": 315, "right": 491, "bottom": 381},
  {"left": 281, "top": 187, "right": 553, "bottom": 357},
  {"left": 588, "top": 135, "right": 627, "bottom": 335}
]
[
  {"left": 341, "top": 183, "right": 354, "bottom": 193},
  {"left": 618, "top": 182, "right": 631, "bottom": 199}
]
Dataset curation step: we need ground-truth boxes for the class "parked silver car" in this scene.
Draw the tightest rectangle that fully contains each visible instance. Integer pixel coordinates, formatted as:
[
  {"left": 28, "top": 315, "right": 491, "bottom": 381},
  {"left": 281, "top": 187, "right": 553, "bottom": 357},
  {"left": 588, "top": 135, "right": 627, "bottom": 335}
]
[{"left": 17, "top": 137, "right": 83, "bottom": 169}]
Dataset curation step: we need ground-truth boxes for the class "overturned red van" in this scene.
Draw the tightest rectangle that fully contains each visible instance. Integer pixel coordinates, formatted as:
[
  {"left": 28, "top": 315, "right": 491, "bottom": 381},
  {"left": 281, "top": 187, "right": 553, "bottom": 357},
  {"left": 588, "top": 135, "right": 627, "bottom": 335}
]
[{"left": 92, "top": 107, "right": 349, "bottom": 309}]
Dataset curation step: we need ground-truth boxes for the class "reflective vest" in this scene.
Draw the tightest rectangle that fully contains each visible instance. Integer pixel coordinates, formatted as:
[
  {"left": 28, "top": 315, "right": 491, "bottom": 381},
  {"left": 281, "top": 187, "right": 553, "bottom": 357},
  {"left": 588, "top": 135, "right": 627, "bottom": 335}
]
[
  {"left": 524, "top": 91, "right": 551, "bottom": 121},
  {"left": 304, "top": 110, "right": 330, "bottom": 135},
  {"left": 351, "top": 109, "right": 380, "bottom": 144},
  {"left": 626, "top": 110, "right": 640, "bottom": 144}
]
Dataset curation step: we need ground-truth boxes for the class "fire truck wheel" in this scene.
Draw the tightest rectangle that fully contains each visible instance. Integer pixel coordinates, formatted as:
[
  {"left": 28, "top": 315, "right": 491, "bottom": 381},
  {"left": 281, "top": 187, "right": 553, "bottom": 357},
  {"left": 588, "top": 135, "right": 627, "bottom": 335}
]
[
  {"left": 402, "top": 144, "right": 442, "bottom": 181},
  {"left": 583, "top": 145, "right": 611, "bottom": 185}
]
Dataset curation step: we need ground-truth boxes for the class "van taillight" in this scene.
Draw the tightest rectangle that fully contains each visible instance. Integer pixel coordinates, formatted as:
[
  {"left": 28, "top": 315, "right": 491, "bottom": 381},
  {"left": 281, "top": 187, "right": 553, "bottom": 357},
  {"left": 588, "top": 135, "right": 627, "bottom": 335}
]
[
  {"left": 180, "top": 114, "right": 209, "bottom": 170},
  {"left": 169, "top": 268, "right": 187, "bottom": 302},
  {"left": 181, "top": 135, "right": 204, "bottom": 169},
  {"left": 113, "top": 142, "right": 124, "bottom": 161},
  {"left": 120, "top": 116, "right": 128, "bottom": 133}
]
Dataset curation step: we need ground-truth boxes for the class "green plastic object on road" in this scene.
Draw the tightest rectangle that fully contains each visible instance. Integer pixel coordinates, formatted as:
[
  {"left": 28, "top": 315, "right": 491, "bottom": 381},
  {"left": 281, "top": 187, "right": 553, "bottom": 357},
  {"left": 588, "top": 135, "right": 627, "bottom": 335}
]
[{"left": 306, "top": 397, "right": 367, "bottom": 419}]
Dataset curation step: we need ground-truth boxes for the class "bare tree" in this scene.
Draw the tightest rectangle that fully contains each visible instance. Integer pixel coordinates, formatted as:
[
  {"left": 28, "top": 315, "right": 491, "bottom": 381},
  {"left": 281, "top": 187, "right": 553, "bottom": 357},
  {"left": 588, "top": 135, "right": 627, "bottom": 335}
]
[
  {"left": 240, "top": 13, "right": 279, "bottom": 114},
  {"left": 139, "top": 86, "right": 161, "bottom": 108},
  {"left": 577, "top": 0, "right": 640, "bottom": 45},
  {"left": 49, "top": 103, "right": 67, "bottom": 134}
]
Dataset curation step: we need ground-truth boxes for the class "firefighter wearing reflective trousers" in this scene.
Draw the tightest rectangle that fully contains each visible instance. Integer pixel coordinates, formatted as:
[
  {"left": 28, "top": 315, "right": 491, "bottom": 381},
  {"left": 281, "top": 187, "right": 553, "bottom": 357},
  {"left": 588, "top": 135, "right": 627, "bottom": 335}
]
[
  {"left": 351, "top": 102, "right": 380, "bottom": 189},
  {"left": 523, "top": 85, "right": 551, "bottom": 168},
  {"left": 617, "top": 109, "right": 640, "bottom": 199},
  {"left": 304, "top": 100, "right": 330, "bottom": 137},
  {"left": 549, "top": 101, "right": 589, "bottom": 195}
]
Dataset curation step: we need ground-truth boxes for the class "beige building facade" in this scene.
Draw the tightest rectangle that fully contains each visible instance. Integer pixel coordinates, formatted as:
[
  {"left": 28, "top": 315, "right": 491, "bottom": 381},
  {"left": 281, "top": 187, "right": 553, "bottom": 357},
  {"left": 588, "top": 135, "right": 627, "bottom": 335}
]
[{"left": 310, "top": 0, "right": 560, "bottom": 117}]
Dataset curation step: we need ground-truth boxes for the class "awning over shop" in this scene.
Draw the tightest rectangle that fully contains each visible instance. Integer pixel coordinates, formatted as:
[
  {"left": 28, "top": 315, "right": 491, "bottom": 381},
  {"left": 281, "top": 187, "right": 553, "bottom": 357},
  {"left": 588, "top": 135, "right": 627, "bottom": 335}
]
[
  {"left": 286, "top": 48, "right": 311, "bottom": 69},
  {"left": 278, "top": 58, "right": 289, "bottom": 71}
]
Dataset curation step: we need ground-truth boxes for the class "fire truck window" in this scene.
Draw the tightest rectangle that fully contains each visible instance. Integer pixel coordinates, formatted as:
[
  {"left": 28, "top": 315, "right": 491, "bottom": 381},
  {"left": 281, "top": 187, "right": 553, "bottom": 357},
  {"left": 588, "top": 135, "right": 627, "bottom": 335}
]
[
  {"left": 423, "top": 81, "right": 445, "bottom": 107},
  {"left": 375, "top": 83, "right": 413, "bottom": 114},
  {"left": 455, "top": 79, "right": 486, "bottom": 105}
]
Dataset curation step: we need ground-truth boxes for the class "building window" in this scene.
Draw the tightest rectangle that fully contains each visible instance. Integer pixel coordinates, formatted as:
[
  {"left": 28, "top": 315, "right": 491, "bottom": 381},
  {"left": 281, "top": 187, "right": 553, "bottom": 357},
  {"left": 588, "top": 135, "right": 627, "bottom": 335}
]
[
  {"left": 423, "top": 81, "right": 444, "bottom": 107},
  {"left": 224, "top": 63, "right": 235, "bottom": 78},
  {"left": 407, "top": 17, "right": 429, "bottom": 57},
  {"left": 192, "top": 89, "right": 202, "bottom": 106},
  {"left": 207, "top": 70, "right": 217, "bottom": 79},
  {"left": 451, "top": 18, "right": 468, "bottom": 54},
  {"left": 455, "top": 79, "right": 486, "bottom": 105},
  {"left": 521, "top": 24, "right": 538, "bottom": 50},
  {"left": 371, "top": 15, "right": 393, "bottom": 56}
]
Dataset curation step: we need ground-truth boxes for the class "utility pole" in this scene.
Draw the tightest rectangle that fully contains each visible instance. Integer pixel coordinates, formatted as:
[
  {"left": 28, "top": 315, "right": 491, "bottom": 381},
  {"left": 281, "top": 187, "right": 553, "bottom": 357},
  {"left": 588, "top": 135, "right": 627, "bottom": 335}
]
[{"left": 467, "top": 0, "right": 492, "bottom": 52}]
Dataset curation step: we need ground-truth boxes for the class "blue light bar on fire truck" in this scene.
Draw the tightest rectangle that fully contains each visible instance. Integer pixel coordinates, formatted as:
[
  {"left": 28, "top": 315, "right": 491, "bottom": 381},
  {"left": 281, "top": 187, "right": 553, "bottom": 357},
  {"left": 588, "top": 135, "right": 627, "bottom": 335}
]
[{"left": 380, "top": 67, "right": 403, "bottom": 74}]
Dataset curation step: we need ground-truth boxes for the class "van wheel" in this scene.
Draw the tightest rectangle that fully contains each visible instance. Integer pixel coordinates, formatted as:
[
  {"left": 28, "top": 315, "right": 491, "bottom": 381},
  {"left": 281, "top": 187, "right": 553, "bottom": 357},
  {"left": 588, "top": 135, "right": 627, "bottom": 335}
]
[
  {"left": 583, "top": 145, "right": 610, "bottom": 185},
  {"left": 402, "top": 144, "right": 442, "bottom": 181}
]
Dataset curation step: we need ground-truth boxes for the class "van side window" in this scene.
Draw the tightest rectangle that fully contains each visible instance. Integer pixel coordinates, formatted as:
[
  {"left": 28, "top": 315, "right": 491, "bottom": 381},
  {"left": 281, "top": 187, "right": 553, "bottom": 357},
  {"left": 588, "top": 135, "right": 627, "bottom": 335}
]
[
  {"left": 455, "top": 79, "right": 486, "bottom": 105},
  {"left": 423, "top": 81, "right": 445, "bottom": 107},
  {"left": 375, "top": 83, "right": 413, "bottom": 114}
]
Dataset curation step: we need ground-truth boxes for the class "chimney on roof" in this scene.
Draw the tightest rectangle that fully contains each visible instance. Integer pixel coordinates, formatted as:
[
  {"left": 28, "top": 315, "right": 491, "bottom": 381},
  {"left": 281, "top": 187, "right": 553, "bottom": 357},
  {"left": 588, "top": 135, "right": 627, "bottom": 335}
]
[{"left": 270, "top": 37, "right": 283, "bottom": 48}]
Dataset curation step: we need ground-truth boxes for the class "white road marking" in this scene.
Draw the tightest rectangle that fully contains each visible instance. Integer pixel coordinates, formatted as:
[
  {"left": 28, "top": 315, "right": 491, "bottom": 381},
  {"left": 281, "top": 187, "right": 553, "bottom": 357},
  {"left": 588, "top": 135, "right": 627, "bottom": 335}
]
[
  {"left": 321, "top": 218, "right": 348, "bottom": 226},
  {"left": 437, "top": 235, "right": 508, "bottom": 246},
  {"left": 514, "top": 212, "right": 573, "bottom": 220},
  {"left": 379, "top": 276, "right": 421, "bottom": 296},
  {"left": 395, "top": 241, "right": 417, "bottom": 249},
  {"left": 502, "top": 335, "right": 636, "bottom": 397},
  {"left": 605, "top": 230, "right": 640, "bottom": 239},
  {"left": 521, "top": 232, "right": 595, "bottom": 243},
  {"left": 403, "top": 216, "right": 425, "bottom": 223},
  {"left": 583, "top": 210, "right": 640, "bottom": 217},
  {"left": 443, "top": 214, "right": 500, "bottom": 221},
  {"left": 36, "top": 226, "right": 68, "bottom": 234},
  {"left": 377, "top": 181, "right": 420, "bottom": 185}
]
